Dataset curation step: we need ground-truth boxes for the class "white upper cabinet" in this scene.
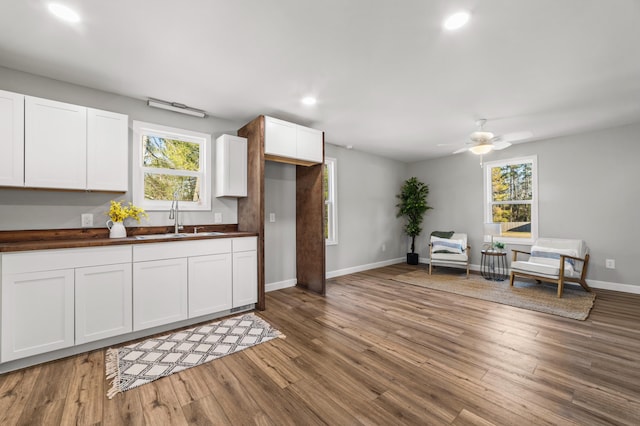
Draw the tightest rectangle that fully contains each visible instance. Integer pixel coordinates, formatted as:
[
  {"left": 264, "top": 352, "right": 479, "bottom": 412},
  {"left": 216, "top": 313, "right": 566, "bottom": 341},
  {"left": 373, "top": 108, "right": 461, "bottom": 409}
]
[
  {"left": 216, "top": 134, "right": 247, "bottom": 197},
  {"left": 296, "top": 125, "right": 323, "bottom": 163},
  {"left": 25, "top": 96, "right": 87, "bottom": 190},
  {"left": 264, "top": 116, "right": 323, "bottom": 165},
  {"left": 0, "top": 90, "right": 24, "bottom": 187},
  {"left": 87, "top": 108, "right": 128, "bottom": 192},
  {"left": 265, "top": 116, "right": 297, "bottom": 159}
]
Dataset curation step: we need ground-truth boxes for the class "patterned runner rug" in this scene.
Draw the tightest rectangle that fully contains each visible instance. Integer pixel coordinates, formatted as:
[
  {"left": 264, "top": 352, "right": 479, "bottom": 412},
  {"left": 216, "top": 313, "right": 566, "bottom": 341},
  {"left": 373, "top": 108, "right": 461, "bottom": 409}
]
[
  {"left": 392, "top": 269, "right": 596, "bottom": 320},
  {"left": 106, "top": 313, "right": 283, "bottom": 398}
]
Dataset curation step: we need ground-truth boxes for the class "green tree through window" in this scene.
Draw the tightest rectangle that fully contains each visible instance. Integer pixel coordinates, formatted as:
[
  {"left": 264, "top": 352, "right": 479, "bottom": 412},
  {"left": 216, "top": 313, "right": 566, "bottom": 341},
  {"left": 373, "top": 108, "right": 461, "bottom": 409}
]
[{"left": 484, "top": 156, "right": 538, "bottom": 243}]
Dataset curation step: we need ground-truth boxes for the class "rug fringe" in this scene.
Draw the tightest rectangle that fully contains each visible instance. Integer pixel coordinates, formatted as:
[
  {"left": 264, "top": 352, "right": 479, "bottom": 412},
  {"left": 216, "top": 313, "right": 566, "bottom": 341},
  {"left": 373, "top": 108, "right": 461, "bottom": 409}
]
[{"left": 105, "top": 348, "right": 122, "bottom": 399}]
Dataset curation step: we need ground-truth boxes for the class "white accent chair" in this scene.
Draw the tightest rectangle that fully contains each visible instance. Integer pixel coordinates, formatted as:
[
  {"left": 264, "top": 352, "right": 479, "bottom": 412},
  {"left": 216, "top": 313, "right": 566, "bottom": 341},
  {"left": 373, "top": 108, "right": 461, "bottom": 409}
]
[
  {"left": 510, "top": 238, "right": 591, "bottom": 298},
  {"left": 428, "top": 233, "right": 470, "bottom": 277}
]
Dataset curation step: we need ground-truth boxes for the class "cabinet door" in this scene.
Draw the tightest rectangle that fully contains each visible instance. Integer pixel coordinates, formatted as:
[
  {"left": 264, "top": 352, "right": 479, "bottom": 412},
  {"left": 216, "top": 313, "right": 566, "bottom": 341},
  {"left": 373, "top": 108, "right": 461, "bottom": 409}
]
[
  {"left": 87, "top": 108, "right": 128, "bottom": 192},
  {"left": 264, "top": 116, "right": 296, "bottom": 159},
  {"left": 188, "top": 253, "right": 232, "bottom": 318},
  {"left": 75, "top": 263, "right": 132, "bottom": 345},
  {"left": 296, "top": 125, "right": 323, "bottom": 163},
  {"left": 216, "top": 134, "right": 247, "bottom": 197},
  {"left": 232, "top": 250, "right": 258, "bottom": 307},
  {"left": 25, "top": 96, "right": 87, "bottom": 189},
  {"left": 1, "top": 269, "right": 74, "bottom": 362},
  {"left": 133, "top": 258, "right": 188, "bottom": 331},
  {"left": 0, "top": 89, "right": 24, "bottom": 187}
]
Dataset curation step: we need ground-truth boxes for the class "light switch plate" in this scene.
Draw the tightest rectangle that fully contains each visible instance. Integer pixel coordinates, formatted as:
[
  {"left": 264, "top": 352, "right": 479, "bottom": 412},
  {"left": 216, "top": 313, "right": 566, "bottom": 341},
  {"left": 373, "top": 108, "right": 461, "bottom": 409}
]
[{"left": 269, "top": 213, "right": 276, "bottom": 222}]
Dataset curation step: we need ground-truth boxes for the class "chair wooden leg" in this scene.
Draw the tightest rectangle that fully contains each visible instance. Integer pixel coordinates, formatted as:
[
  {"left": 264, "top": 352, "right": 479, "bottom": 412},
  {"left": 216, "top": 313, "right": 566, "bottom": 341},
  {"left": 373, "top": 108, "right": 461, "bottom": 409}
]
[
  {"left": 429, "top": 262, "right": 432, "bottom": 275},
  {"left": 466, "top": 262, "right": 469, "bottom": 278},
  {"left": 557, "top": 277, "right": 564, "bottom": 298},
  {"left": 509, "top": 273, "right": 515, "bottom": 287},
  {"left": 579, "top": 278, "right": 592, "bottom": 292}
]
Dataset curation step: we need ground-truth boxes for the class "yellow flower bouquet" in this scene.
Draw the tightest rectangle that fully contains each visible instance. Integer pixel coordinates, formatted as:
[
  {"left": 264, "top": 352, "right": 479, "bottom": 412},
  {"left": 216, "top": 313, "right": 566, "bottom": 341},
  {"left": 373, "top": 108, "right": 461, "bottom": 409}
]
[{"left": 107, "top": 200, "right": 148, "bottom": 223}]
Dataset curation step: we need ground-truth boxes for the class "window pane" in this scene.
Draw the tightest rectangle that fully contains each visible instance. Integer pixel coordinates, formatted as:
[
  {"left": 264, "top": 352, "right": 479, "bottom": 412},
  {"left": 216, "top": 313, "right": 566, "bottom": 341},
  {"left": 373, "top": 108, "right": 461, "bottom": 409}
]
[
  {"left": 492, "top": 203, "right": 531, "bottom": 238},
  {"left": 143, "top": 135, "right": 200, "bottom": 171},
  {"left": 143, "top": 173, "right": 201, "bottom": 202},
  {"left": 324, "top": 203, "right": 329, "bottom": 239},
  {"left": 491, "top": 162, "right": 532, "bottom": 202}
]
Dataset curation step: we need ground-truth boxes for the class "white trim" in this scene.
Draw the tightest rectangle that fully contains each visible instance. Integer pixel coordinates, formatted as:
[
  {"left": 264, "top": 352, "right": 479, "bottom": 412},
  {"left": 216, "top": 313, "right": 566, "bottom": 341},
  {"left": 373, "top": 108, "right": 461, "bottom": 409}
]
[
  {"left": 326, "top": 258, "right": 403, "bottom": 279},
  {"left": 483, "top": 155, "right": 538, "bottom": 245},
  {"left": 324, "top": 157, "right": 338, "bottom": 245},
  {"left": 265, "top": 278, "right": 297, "bottom": 292},
  {"left": 586, "top": 279, "right": 640, "bottom": 294},
  {"left": 132, "top": 120, "right": 211, "bottom": 211}
]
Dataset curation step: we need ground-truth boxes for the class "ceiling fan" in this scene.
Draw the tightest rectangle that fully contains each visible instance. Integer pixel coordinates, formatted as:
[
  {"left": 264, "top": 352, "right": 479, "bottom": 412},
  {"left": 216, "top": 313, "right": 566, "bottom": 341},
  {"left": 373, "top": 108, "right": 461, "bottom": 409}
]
[{"left": 453, "top": 119, "right": 533, "bottom": 155}]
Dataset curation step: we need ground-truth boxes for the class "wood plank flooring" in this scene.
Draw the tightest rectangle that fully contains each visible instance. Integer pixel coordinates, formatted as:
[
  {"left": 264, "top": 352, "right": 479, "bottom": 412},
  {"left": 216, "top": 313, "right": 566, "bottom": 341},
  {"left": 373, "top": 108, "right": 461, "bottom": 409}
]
[{"left": 1, "top": 263, "right": 640, "bottom": 425}]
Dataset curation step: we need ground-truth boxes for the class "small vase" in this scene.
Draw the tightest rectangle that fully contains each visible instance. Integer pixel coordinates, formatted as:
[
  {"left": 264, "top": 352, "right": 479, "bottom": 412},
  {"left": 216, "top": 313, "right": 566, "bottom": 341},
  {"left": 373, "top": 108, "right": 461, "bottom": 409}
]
[{"left": 106, "top": 220, "right": 127, "bottom": 238}]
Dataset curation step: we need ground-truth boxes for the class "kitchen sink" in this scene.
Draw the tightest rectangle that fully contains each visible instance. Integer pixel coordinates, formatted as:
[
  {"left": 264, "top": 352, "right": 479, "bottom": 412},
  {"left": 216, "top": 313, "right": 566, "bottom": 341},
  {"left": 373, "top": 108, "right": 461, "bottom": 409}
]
[{"left": 134, "top": 232, "right": 226, "bottom": 240}]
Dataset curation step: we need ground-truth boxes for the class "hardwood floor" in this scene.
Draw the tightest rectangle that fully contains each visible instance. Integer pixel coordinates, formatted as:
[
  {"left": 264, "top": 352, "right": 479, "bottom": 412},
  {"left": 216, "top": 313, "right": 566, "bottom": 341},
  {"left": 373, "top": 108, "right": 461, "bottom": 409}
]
[{"left": 1, "top": 263, "right": 640, "bottom": 425}]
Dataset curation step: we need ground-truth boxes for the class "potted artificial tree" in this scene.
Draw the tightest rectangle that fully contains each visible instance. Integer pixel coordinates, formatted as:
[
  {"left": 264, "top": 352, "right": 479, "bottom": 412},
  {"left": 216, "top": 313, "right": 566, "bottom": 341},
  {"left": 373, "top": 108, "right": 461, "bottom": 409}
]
[{"left": 396, "top": 177, "right": 432, "bottom": 265}]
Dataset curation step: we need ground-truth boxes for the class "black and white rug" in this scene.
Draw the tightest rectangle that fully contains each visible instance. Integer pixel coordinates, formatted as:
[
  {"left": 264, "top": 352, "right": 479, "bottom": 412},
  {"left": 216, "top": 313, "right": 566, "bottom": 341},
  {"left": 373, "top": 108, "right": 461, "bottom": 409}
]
[{"left": 106, "top": 313, "right": 283, "bottom": 398}]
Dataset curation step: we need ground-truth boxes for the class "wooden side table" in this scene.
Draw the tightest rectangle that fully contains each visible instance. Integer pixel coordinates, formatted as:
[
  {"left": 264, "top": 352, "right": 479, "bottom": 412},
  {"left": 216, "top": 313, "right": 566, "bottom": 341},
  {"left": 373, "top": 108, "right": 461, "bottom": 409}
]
[{"left": 480, "top": 250, "right": 508, "bottom": 281}]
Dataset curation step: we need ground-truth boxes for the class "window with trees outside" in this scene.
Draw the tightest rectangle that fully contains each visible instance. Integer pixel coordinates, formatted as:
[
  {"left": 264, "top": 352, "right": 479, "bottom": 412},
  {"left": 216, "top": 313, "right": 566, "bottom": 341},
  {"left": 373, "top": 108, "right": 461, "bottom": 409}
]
[
  {"left": 324, "top": 157, "right": 338, "bottom": 245},
  {"left": 132, "top": 121, "right": 211, "bottom": 211},
  {"left": 483, "top": 156, "right": 538, "bottom": 245}
]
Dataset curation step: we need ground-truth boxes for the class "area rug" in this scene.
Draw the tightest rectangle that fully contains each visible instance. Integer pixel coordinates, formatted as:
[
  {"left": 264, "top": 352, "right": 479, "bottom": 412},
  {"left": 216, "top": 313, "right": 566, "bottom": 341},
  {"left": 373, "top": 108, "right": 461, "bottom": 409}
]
[
  {"left": 391, "top": 269, "right": 596, "bottom": 320},
  {"left": 106, "top": 313, "right": 283, "bottom": 398}
]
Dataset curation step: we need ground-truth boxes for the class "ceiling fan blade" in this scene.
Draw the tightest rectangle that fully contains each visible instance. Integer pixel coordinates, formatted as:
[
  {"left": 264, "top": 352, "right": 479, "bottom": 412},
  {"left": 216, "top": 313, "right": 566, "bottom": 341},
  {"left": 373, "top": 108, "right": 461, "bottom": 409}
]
[
  {"left": 453, "top": 147, "right": 469, "bottom": 154},
  {"left": 500, "top": 131, "right": 533, "bottom": 143},
  {"left": 493, "top": 141, "right": 512, "bottom": 150}
]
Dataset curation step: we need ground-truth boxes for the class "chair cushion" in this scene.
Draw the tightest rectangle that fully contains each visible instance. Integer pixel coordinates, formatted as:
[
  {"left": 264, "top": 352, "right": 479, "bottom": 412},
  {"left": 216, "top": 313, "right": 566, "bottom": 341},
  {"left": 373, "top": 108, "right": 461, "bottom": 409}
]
[
  {"left": 431, "top": 236, "right": 464, "bottom": 254},
  {"left": 431, "top": 252, "right": 468, "bottom": 262},
  {"left": 530, "top": 245, "right": 577, "bottom": 274},
  {"left": 512, "top": 260, "right": 582, "bottom": 279}
]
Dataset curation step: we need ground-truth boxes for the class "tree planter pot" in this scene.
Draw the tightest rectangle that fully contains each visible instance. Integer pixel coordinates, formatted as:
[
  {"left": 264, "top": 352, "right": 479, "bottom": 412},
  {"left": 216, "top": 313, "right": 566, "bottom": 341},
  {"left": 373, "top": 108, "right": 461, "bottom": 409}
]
[{"left": 406, "top": 253, "right": 419, "bottom": 265}]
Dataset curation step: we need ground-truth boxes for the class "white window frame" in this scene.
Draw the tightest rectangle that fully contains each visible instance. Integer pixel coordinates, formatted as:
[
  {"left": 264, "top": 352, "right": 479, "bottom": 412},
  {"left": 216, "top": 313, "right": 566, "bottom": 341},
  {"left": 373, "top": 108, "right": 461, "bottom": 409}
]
[
  {"left": 325, "top": 157, "right": 338, "bottom": 245},
  {"left": 132, "top": 120, "right": 211, "bottom": 211},
  {"left": 483, "top": 155, "right": 538, "bottom": 245}
]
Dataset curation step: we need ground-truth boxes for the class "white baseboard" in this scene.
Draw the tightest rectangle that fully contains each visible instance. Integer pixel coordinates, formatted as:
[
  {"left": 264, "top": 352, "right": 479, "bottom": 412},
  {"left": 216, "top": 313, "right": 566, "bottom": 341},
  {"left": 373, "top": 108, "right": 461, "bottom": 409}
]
[
  {"left": 266, "top": 278, "right": 297, "bottom": 293},
  {"left": 420, "top": 258, "right": 639, "bottom": 294},
  {"left": 586, "top": 279, "right": 640, "bottom": 294},
  {"left": 326, "top": 258, "right": 404, "bottom": 279}
]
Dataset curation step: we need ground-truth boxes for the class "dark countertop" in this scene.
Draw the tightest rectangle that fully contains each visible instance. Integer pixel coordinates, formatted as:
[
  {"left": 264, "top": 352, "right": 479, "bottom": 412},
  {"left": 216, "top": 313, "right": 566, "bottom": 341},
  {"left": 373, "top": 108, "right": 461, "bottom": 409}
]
[{"left": 0, "top": 225, "right": 257, "bottom": 253}]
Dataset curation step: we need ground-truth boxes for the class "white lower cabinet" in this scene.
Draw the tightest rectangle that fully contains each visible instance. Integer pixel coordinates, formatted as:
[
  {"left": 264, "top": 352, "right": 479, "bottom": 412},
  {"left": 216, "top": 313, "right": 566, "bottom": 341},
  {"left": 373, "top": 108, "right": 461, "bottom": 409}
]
[
  {"left": 1, "top": 237, "right": 258, "bottom": 366},
  {"left": 75, "top": 263, "right": 132, "bottom": 345},
  {"left": 232, "top": 238, "right": 258, "bottom": 307},
  {"left": 188, "top": 254, "right": 233, "bottom": 317},
  {"left": 1, "top": 269, "right": 75, "bottom": 362},
  {"left": 133, "top": 258, "right": 188, "bottom": 331}
]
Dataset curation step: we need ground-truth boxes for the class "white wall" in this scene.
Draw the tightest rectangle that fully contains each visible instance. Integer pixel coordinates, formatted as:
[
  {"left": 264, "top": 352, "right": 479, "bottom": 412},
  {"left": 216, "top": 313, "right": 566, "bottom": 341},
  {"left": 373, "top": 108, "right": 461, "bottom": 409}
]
[
  {"left": 0, "top": 66, "right": 243, "bottom": 230},
  {"left": 407, "top": 122, "right": 640, "bottom": 288},
  {"left": 264, "top": 162, "right": 297, "bottom": 288},
  {"left": 325, "top": 144, "right": 407, "bottom": 276}
]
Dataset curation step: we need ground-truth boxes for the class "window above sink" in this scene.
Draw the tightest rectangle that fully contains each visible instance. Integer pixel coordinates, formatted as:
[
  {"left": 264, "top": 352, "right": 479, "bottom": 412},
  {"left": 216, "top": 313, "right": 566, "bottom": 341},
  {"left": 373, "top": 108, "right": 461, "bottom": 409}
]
[{"left": 132, "top": 121, "right": 211, "bottom": 212}]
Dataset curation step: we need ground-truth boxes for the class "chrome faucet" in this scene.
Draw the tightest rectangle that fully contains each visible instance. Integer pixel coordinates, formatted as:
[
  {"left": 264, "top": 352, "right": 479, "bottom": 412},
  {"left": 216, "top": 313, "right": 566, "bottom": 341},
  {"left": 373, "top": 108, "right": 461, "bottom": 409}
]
[{"left": 169, "top": 191, "right": 181, "bottom": 234}]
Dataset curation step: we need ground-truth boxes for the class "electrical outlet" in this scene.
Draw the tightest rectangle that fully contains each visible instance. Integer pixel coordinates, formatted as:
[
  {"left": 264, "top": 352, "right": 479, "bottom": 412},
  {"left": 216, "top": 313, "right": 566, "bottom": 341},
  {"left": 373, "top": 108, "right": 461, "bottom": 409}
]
[
  {"left": 269, "top": 213, "right": 276, "bottom": 223},
  {"left": 214, "top": 212, "right": 222, "bottom": 224},
  {"left": 605, "top": 259, "right": 615, "bottom": 269},
  {"left": 81, "top": 213, "right": 93, "bottom": 227}
]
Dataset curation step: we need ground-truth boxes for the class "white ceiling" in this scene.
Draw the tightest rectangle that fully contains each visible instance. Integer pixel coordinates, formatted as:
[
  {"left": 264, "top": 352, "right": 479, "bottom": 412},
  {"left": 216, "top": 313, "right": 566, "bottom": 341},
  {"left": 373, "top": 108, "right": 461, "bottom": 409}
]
[{"left": 1, "top": 0, "right": 639, "bottom": 162}]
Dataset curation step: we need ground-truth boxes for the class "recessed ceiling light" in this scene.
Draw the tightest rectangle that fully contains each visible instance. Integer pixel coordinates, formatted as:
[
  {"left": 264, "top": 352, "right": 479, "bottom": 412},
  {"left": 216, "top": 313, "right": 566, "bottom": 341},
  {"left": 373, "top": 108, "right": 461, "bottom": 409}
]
[
  {"left": 443, "top": 11, "right": 470, "bottom": 31},
  {"left": 48, "top": 3, "right": 81, "bottom": 23},
  {"left": 301, "top": 96, "right": 317, "bottom": 106}
]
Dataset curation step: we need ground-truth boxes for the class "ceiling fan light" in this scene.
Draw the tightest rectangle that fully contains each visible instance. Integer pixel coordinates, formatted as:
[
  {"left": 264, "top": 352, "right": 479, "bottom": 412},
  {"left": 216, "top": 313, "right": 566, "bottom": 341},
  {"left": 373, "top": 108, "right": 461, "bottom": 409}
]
[
  {"left": 469, "top": 144, "right": 494, "bottom": 155},
  {"left": 470, "top": 130, "right": 494, "bottom": 142}
]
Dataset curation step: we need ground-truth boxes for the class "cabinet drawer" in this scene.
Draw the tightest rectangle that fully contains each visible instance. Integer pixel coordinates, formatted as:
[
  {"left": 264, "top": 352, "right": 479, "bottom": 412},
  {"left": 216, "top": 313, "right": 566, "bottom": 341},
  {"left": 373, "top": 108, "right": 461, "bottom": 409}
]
[
  {"left": 133, "top": 238, "right": 232, "bottom": 262},
  {"left": 2, "top": 246, "right": 132, "bottom": 275},
  {"left": 232, "top": 236, "right": 257, "bottom": 252}
]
